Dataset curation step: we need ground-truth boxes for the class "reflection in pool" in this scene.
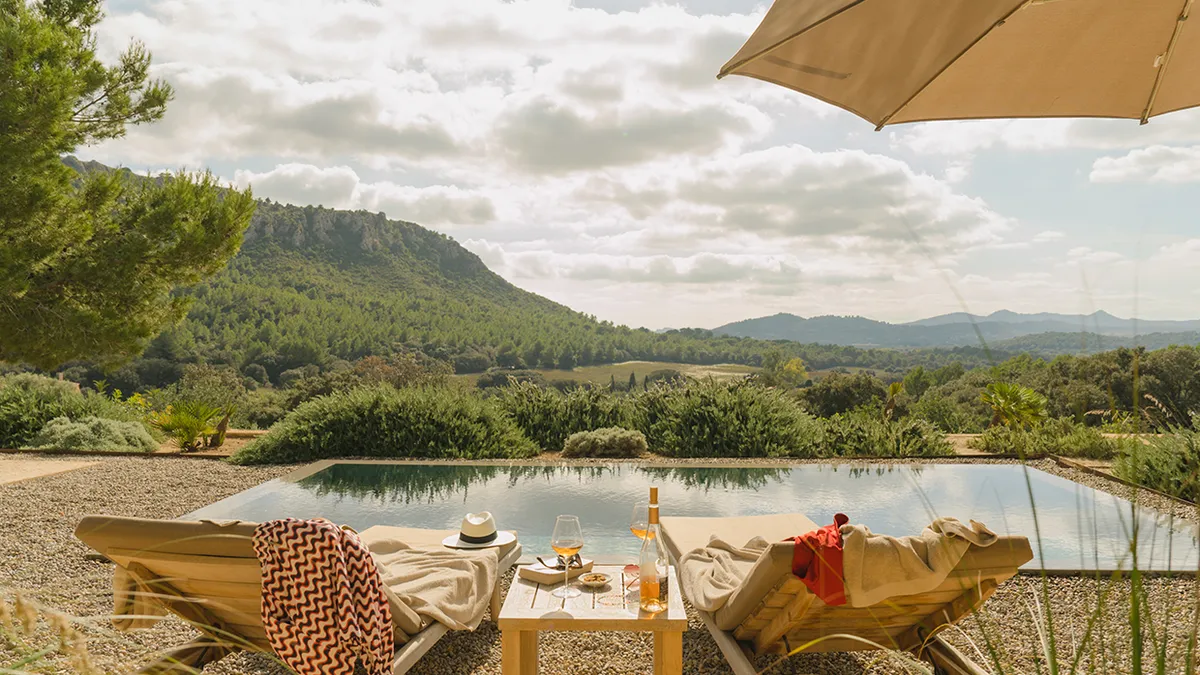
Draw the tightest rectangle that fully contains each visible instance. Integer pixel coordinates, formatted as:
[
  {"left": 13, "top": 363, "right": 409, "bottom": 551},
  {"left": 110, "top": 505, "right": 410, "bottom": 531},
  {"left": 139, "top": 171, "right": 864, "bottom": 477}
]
[{"left": 184, "top": 462, "right": 1199, "bottom": 571}]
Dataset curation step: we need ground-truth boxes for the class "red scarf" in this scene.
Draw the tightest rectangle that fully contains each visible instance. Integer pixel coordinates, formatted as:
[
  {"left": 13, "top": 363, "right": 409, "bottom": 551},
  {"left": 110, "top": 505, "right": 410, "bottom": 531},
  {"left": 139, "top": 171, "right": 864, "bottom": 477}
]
[
  {"left": 788, "top": 513, "right": 849, "bottom": 606},
  {"left": 254, "top": 518, "right": 394, "bottom": 675}
]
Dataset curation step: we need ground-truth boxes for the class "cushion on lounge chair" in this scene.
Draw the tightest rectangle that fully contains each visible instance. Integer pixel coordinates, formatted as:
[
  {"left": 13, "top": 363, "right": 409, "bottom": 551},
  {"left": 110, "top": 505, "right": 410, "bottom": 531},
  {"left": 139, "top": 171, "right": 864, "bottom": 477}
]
[
  {"left": 659, "top": 513, "right": 818, "bottom": 561},
  {"left": 661, "top": 514, "right": 818, "bottom": 630}
]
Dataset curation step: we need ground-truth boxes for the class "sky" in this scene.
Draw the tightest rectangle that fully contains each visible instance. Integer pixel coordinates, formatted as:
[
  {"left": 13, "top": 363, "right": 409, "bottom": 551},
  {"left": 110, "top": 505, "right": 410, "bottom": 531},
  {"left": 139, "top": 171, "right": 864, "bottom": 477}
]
[{"left": 81, "top": 0, "right": 1200, "bottom": 330}]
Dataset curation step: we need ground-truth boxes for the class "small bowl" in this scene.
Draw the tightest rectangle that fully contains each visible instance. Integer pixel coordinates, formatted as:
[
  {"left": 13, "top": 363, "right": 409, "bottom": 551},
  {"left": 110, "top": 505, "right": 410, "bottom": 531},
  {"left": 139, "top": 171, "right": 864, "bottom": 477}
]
[{"left": 578, "top": 572, "right": 611, "bottom": 589}]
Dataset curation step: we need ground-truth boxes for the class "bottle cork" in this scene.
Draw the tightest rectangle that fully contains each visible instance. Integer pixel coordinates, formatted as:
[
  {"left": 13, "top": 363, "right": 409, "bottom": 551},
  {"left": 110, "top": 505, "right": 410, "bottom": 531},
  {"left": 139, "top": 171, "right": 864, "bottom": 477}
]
[{"left": 649, "top": 486, "right": 658, "bottom": 504}]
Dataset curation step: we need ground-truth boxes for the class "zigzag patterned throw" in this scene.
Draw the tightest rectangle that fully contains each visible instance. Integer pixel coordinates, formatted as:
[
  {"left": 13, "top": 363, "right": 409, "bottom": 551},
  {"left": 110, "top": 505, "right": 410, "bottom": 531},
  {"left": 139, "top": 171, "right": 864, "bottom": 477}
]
[{"left": 254, "top": 518, "right": 394, "bottom": 675}]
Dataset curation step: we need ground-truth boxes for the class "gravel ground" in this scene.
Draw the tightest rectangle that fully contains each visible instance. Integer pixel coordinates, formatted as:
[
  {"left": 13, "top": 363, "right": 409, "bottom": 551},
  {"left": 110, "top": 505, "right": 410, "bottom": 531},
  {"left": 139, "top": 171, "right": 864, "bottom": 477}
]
[{"left": 1, "top": 454, "right": 1196, "bottom": 674}]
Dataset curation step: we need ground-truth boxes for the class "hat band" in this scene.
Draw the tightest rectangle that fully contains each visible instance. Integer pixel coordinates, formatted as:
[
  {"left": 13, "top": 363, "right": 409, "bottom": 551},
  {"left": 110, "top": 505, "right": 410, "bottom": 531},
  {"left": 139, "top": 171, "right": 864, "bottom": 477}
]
[{"left": 459, "top": 530, "right": 498, "bottom": 545}]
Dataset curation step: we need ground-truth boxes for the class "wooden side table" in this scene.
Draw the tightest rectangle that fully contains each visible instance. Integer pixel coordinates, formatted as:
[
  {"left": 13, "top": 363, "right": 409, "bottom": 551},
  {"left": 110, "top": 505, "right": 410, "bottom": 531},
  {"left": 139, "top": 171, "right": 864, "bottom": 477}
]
[{"left": 497, "top": 564, "right": 687, "bottom": 674}]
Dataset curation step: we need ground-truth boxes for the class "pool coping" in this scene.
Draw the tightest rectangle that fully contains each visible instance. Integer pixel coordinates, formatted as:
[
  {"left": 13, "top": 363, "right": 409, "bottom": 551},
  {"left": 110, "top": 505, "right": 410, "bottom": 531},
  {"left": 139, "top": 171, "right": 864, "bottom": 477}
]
[{"left": 275, "top": 456, "right": 1038, "bottom": 483}]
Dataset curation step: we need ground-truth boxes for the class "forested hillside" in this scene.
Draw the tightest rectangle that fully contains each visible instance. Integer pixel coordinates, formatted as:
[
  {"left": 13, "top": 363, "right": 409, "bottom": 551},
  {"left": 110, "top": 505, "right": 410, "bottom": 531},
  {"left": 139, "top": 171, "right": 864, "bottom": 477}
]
[{"left": 26, "top": 185, "right": 1002, "bottom": 390}]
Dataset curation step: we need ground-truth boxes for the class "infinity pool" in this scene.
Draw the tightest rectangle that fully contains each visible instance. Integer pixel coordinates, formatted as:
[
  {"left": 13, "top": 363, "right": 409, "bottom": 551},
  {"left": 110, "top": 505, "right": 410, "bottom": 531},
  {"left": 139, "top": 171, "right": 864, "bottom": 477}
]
[{"left": 184, "top": 462, "right": 1199, "bottom": 572}]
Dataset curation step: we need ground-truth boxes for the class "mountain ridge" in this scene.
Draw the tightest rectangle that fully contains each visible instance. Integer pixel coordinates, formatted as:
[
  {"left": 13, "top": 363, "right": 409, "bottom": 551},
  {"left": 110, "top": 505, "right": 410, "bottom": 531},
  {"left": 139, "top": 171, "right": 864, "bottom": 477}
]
[{"left": 712, "top": 311, "right": 1200, "bottom": 349}]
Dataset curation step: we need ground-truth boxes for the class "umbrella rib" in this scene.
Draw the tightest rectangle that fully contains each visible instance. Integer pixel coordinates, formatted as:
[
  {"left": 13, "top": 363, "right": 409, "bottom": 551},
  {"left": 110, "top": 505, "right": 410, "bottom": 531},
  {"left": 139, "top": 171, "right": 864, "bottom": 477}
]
[
  {"left": 873, "top": 0, "right": 1031, "bottom": 131},
  {"left": 717, "top": 0, "right": 868, "bottom": 80},
  {"left": 1140, "top": 0, "right": 1193, "bottom": 124}
]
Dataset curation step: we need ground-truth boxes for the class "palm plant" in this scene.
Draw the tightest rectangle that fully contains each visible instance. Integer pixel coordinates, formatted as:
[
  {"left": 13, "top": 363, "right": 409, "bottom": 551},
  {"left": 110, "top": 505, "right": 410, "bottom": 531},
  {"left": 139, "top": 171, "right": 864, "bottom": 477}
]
[
  {"left": 981, "top": 382, "right": 1048, "bottom": 430},
  {"left": 883, "top": 381, "right": 905, "bottom": 421},
  {"left": 150, "top": 400, "right": 222, "bottom": 452}
]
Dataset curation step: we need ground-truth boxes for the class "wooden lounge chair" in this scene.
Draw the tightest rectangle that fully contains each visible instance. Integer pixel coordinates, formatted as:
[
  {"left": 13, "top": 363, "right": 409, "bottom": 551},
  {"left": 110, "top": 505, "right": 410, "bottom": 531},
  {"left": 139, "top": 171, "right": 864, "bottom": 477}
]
[
  {"left": 660, "top": 513, "right": 1033, "bottom": 675},
  {"left": 75, "top": 515, "right": 521, "bottom": 674}
]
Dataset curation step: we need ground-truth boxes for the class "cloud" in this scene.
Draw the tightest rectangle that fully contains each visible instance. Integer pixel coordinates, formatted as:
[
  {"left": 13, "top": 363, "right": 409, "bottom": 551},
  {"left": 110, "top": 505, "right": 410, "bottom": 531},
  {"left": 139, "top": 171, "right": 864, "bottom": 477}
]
[
  {"left": 891, "top": 110, "right": 1200, "bottom": 156},
  {"left": 611, "top": 145, "right": 1009, "bottom": 254},
  {"left": 493, "top": 97, "right": 763, "bottom": 173},
  {"left": 1032, "top": 230, "right": 1065, "bottom": 243},
  {"left": 1090, "top": 146, "right": 1200, "bottom": 183},
  {"left": 1067, "top": 247, "right": 1126, "bottom": 265},
  {"left": 88, "top": 0, "right": 778, "bottom": 174},
  {"left": 84, "top": 67, "right": 460, "bottom": 166},
  {"left": 234, "top": 164, "right": 496, "bottom": 225}
]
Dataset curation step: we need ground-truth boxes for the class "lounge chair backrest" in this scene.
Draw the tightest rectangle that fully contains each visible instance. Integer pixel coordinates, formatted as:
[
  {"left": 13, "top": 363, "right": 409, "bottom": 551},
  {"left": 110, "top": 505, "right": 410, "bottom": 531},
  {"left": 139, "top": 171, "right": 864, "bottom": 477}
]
[
  {"left": 729, "top": 536, "right": 1033, "bottom": 655},
  {"left": 76, "top": 515, "right": 273, "bottom": 651}
]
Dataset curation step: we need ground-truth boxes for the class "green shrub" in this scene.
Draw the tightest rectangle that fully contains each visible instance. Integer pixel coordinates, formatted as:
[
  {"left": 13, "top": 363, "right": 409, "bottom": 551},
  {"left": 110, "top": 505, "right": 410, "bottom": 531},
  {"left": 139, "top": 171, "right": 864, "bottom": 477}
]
[
  {"left": 968, "top": 418, "right": 1121, "bottom": 458},
  {"left": 561, "top": 427, "right": 648, "bottom": 458},
  {"left": 151, "top": 400, "right": 224, "bottom": 452},
  {"left": 799, "top": 371, "right": 886, "bottom": 418},
  {"left": 28, "top": 416, "right": 157, "bottom": 453},
  {"left": 634, "top": 379, "right": 823, "bottom": 458},
  {"left": 911, "top": 393, "right": 977, "bottom": 433},
  {"left": 494, "top": 382, "right": 633, "bottom": 451},
  {"left": 231, "top": 385, "right": 538, "bottom": 465},
  {"left": 1113, "top": 429, "right": 1200, "bottom": 502},
  {"left": 0, "top": 374, "right": 144, "bottom": 448},
  {"left": 820, "top": 410, "right": 952, "bottom": 457},
  {"left": 477, "top": 369, "right": 545, "bottom": 389}
]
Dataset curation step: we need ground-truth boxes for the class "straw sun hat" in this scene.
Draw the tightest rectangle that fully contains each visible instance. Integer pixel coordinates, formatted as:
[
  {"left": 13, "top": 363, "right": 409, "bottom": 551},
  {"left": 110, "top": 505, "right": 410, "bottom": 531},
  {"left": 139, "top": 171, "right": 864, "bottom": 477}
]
[{"left": 441, "top": 511, "right": 517, "bottom": 549}]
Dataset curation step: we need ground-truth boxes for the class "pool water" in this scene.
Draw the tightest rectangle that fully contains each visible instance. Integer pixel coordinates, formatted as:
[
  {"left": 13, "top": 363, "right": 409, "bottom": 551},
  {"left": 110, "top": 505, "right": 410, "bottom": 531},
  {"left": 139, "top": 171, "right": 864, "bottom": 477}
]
[{"left": 184, "top": 462, "right": 1199, "bottom": 571}]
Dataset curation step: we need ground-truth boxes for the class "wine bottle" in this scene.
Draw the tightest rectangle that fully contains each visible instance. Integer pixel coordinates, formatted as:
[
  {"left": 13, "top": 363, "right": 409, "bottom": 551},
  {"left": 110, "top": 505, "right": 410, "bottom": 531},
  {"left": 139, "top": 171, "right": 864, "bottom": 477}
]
[{"left": 639, "top": 486, "right": 669, "bottom": 614}]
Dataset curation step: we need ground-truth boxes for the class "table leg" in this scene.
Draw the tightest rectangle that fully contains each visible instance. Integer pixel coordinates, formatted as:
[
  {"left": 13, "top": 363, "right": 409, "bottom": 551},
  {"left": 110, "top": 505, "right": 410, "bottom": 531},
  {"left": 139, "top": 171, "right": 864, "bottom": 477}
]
[
  {"left": 653, "top": 630, "right": 684, "bottom": 675},
  {"left": 501, "top": 629, "right": 539, "bottom": 675}
]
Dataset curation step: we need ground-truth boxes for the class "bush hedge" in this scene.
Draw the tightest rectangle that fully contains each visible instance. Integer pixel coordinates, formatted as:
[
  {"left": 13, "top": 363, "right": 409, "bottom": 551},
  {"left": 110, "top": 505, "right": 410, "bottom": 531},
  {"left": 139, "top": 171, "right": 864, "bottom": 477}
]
[
  {"left": 820, "top": 410, "right": 951, "bottom": 458},
  {"left": 494, "top": 382, "right": 633, "bottom": 452},
  {"left": 635, "top": 379, "right": 824, "bottom": 458},
  {"left": 0, "top": 374, "right": 145, "bottom": 448},
  {"left": 561, "top": 427, "right": 648, "bottom": 458},
  {"left": 1113, "top": 430, "right": 1200, "bottom": 503},
  {"left": 28, "top": 416, "right": 157, "bottom": 453},
  {"left": 236, "top": 379, "right": 959, "bottom": 463},
  {"left": 230, "top": 385, "right": 538, "bottom": 464},
  {"left": 968, "top": 418, "right": 1124, "bottom": 458}
]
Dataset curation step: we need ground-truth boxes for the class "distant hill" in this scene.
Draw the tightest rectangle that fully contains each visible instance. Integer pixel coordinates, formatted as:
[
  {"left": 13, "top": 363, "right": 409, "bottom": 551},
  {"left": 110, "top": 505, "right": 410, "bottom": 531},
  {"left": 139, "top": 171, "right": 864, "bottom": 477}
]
[
  {"left": 713, "top": 311, "right": 1200, "bottom": 350},
  {"left": 907, "top": 309, "right": 1200, "bottom": 333},
  {"left": 51, "top": 159, "right": 1002, "bottom": 386},
  {"left": 990, "top": 331, "right": 1200, "bottom": 356}
]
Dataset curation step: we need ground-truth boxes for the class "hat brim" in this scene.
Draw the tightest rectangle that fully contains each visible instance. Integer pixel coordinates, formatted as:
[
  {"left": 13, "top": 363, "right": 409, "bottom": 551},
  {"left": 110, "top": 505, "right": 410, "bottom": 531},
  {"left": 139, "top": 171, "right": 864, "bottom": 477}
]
[{"left": 441, "top": 530, "right": 517, "bottom": 549}]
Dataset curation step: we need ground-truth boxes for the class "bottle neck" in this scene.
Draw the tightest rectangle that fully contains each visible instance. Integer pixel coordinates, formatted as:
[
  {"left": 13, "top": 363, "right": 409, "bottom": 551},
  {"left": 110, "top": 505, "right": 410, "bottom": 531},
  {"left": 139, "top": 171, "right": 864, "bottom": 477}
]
[{"left": 648, "top": 504, "right": 659, "bottom": 525}]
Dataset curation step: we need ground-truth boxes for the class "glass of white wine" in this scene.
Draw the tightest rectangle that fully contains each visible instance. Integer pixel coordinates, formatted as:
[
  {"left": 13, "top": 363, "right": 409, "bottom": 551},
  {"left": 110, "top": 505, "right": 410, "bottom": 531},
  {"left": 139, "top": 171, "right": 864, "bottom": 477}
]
[
  {"left": 551, "top": 515, "right": 584, "bottom": 599},
  {"left": 630, "top": 503, "right": 649, "bottom": 541},
  {"left": 627, "top": 503, "right": 649, "bottom": 588}
]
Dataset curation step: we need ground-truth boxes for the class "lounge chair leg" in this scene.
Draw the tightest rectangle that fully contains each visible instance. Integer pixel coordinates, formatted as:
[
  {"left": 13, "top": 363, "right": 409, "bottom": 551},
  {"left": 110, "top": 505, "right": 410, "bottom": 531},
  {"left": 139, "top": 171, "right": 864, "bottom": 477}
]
[
  {"left": 921, "top": 636, "right": 990, "bottom": 675},
  {"left": 135, "top": 638, "right": 236, "bottom": 674},
  {"left": 491, "top": 579, "right": 502, "bottom": 620}
]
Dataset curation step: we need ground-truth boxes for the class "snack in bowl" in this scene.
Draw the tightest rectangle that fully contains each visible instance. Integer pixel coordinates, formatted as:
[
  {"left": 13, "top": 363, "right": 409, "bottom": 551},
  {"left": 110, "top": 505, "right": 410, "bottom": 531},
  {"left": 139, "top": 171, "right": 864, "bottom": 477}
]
[{"left": 578, "top": 572, "right": 611, "bottom": 588}]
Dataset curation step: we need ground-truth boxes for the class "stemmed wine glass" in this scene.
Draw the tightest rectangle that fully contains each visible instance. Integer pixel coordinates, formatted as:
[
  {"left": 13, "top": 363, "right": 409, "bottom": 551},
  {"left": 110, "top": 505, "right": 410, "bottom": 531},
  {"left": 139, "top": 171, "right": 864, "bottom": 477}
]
[
  {"left": 627, "top": 503, "right": 649, "bottom": 588},
  {"left": 551, "top": 515, "right": 584, "bottom": 598}
]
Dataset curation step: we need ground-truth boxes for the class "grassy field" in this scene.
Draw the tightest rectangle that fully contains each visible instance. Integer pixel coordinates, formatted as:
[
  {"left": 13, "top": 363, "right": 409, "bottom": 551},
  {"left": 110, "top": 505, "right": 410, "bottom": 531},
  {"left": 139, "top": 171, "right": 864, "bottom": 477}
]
[{"left": 455, "top": 361, "right": 758, "bottom": 386}]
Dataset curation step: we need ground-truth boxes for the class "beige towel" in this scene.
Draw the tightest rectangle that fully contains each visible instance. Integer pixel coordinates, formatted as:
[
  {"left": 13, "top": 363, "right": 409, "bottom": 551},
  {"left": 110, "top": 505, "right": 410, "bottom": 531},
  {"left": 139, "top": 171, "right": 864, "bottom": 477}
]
[
  {"left": 679, "top": 535, "right": 770, "bottom": 612},
  {"left": 368, "top": 538, "right": 498, "bottom": 631},
  {"left": 841, "top": 518, "right": 997, "bottom": 608}
]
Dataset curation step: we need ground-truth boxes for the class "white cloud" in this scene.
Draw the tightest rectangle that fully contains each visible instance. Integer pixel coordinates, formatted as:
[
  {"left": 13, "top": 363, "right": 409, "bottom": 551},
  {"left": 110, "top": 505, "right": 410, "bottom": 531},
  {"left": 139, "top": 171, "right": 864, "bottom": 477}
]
[
  {"left": 1067, "top": 247, "right": 1126, "bottom": 265},
  {"left": 891, "top": 110, "right": 1200, "bottom": 156},
  {"left": 1090, "top": 146, "right": 1200, "bottom": 183},
  {"left": 1032, "top": 230, "right": 1066, "bottom": 243},
  {"left": 234, "top": 164, "right": 496, "bottom": 225}
]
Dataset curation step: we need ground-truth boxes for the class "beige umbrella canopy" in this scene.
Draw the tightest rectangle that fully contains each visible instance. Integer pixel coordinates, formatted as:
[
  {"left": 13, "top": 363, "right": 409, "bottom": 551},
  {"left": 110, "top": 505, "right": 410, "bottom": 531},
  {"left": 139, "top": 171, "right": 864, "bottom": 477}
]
[{"left": 720, "top": 0, "right": 1198, "bottom": 129}]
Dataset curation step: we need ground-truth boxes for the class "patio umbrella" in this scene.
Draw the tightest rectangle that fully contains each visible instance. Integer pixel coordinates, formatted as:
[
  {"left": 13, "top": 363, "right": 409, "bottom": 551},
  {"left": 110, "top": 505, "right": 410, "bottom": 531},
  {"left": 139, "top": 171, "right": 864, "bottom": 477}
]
[{"left": 719, "top": 0, "right": 1198, "bottom": 129}]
